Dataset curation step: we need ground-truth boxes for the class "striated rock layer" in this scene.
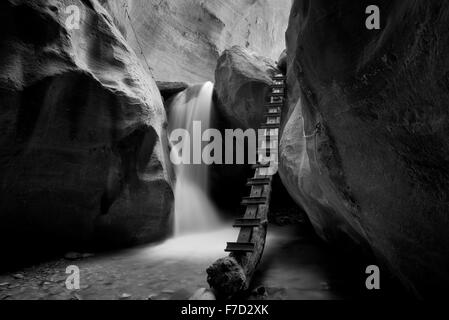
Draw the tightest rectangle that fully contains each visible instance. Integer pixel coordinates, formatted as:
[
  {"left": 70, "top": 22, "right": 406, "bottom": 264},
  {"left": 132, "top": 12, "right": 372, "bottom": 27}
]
[
  {"left": 280, "top": 0, "right": 449, "bottom": 296},
  {"left": 100, "top": 0, "right": 291, "bottom": 84},
  {"left": 0, "top": 0, "right": 174, "bottom": 262}
]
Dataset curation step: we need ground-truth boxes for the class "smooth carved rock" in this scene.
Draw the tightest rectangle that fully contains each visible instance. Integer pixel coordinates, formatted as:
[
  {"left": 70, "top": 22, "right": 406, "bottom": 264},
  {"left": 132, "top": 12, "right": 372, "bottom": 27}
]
[
  {"left": 100, "top": 0, "right": 291, "bottom": 83},
  {"left": 280, "top": 0, "right": 449, "bottom": 297},
  {"left": 215, "top": 46, "right": 278, "bottom": 129},
  {"left": 0, "top": 0, "right": 174, "bottom": 262},
  {"left": 157, "top": 82, "right": 189, "bottom": 102}
]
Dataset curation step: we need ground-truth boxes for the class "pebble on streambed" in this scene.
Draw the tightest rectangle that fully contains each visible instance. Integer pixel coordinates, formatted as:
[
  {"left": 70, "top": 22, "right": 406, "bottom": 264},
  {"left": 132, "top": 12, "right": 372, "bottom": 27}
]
[{"left": 189, "top": 288, "right": 216, "bottom": 300}]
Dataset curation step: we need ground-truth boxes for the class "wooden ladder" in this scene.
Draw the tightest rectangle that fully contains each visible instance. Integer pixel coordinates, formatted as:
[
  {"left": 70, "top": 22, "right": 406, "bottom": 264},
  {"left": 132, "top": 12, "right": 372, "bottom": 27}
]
[{"left": 225, "top": 74, "right": 286, "bottom": 254}]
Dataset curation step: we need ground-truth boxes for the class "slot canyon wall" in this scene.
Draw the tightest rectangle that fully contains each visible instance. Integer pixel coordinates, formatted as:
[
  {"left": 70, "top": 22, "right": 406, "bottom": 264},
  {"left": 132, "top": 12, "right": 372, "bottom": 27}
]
[
  {"left": 0, "top": 0, "right": 174, "bottom": 264},
  {"left": 99, "top": 0, "right": 291, "bottom": 84},
  {"left": 280, "top": 0, "right": 449, "bottom": 297}
]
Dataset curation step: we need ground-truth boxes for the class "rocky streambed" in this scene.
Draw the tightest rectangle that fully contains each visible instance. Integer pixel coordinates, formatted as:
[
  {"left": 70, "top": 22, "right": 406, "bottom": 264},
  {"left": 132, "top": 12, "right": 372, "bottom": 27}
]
[{"left": 0, "top": 223, "right": 394, "bottom": 300}]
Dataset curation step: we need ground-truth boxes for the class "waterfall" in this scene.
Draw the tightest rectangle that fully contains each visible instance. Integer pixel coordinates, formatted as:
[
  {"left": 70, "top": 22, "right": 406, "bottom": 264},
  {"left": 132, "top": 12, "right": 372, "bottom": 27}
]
[{"left": 168, "top": 82, "right": 222, "bottom": 236}]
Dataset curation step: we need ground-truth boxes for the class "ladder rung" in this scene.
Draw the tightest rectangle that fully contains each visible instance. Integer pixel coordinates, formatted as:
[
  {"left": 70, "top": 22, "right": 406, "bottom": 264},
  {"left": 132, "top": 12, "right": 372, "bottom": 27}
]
[
  {"left": 258, "top": 151, "right": 277, "bottom": 157},
  {"left": 265, "top": 106, "right": 283, "bottom": 110},
  {"left": 251, "top": 163, "right": 270, "bottom": 169},
  {"left": 249, "top": 174, "right": 271, "bottom": 179},
  {"left": 273, "top": 76, "right": 286, "bottom": 80},
  {"left": 247, "top": 177, "right": 272, "bottom": 186},
  {"left": 265, "top": 103, "right": 283, "bottom": 107},
  {"left": 261, "top": 136, "right": 279, "bottom": 142},
  {"left": 225, "top": 242, "right": 255, "bottom": 253},
  {"left": 258, "top": 147, "right": 278, "bottom": 153},
  {"left": 270, "top": 92, "right": 285, "bottom": 97},
  {"left": 258, "top": 145, "right": 278, "bottom": 150},
  {"left": 265, "top": 112, "right": 281, "bottom": 117},
  {"left": 270, "top": 84, "right": 285, "bottom": 88},
  {"left": 262, "top": 138, "right": 279, "bottom": 144},
  {"left": 261, "top": 123, "right": 280, "bottom": 129},
  {"left": 271, "top": 97, "right": 284, "bottom": 100},
  {"left": 260, "top": 130, "right": 279, "bottom": 136},
  {"left": 241, "top": 196, "right": 267, "bottom": 205},
  {"left": 233, "top": 218, "right": 261, "bottom": 228}
]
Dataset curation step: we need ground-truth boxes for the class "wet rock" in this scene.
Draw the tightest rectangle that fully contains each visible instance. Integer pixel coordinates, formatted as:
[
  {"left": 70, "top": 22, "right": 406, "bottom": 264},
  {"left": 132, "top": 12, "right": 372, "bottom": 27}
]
[
  {"left": 170, "top": 289, "right": 192, "bottom": 300},
  {"left": 254, "top": 286, "right": 266, "bottom": 295},
  {"left": 214, "top": 46, "right": 278, "bottom": 129},
  {"left": 189, "top": 288, "right": 216, "bottom": 301},
  {"left": 71, "top": 294, "right": 83, "bottom": 301},
  {"left": 12, "top": 274, "right": 24, "bottom": 280},
  {"left": 119, "top": 293, "right": 132, "bottom": 300},
  {"left": 157, "top": 82, "right": 189, "bottom": 102},
  {"left": 103, "top": 280, "right": 114, "bottom": 286},
  {"left": 281, "top": 0, "right": 449, "bottom": 297},
  {"left": 0, "top": 0, "right": 174, "bottom": 262},
  {"left": 249, "top": 286, "right": 268, "bottom": 300}
]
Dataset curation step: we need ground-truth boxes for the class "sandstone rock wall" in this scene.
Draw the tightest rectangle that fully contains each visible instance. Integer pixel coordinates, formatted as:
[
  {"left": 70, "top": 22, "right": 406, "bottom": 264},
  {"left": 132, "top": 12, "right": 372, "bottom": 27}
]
[
  {"left": 214, "top": 46, "right": 278, "bottom": 129},
  {"left": 280, "top": 0, "right": 449, "bottom": 297},
  {"left": 0, "top": 0, "right": 174, "bottom": 261},
  {"left": 100, "top": 0, "right": 291, "bottom": 84}
]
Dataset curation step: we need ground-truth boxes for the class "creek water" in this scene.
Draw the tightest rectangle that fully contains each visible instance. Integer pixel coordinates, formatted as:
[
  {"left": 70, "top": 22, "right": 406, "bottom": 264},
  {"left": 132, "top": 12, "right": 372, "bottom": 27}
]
[{"left": 0, "top": 225, "right": 368, "bottom": 300}]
